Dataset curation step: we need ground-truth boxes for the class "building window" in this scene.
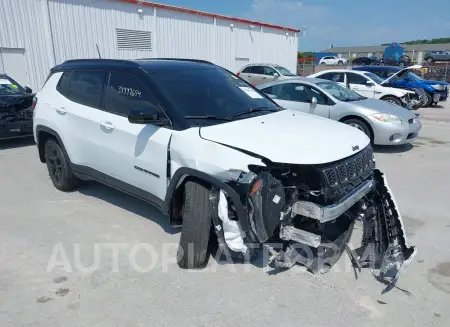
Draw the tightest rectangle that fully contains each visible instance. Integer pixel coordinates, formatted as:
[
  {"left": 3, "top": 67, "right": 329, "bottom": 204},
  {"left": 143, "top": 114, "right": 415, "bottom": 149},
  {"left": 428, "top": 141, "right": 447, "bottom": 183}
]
[{"left": 116, "top": 28, "right": 152, "bottom": 51}]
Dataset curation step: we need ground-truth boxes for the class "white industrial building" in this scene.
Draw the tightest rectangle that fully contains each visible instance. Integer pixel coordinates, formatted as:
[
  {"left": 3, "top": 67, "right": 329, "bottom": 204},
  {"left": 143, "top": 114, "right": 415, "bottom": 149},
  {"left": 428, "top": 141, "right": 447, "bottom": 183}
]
[{"left": 0, "top": 0, "right": 299, "bottom": 90}]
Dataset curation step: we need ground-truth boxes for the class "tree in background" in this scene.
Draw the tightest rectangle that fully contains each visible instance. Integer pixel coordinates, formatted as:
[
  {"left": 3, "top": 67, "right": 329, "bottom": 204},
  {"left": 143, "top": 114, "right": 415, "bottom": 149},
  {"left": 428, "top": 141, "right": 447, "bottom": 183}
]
[
  {"left": 382, "top": 37, "right": 450, "bottom": 46},
  {"left": 298, "top": 51, "right": 314, "bottom": 58}
]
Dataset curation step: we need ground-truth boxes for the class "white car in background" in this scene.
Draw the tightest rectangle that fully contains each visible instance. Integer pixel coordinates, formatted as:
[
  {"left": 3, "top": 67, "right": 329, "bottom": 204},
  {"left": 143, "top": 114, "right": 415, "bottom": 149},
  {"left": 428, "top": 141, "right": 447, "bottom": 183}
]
[
  {"left": 318, "top": 56, "right": 348, "bottom": 65},
  {"left": 237, "top": 63, "right": 298, "bottom": 86},
  {"left": 308, "top": 69, "right": 418, "bottom": 108}
]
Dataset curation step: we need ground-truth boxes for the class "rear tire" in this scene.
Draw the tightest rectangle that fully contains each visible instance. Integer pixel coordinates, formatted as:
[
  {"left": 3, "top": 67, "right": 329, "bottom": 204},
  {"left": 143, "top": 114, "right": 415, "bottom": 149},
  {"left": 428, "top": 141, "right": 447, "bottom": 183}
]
[
  {"left": 343, "top": 118, "right": 373, "bottom": 141},
  {"left": 381, "top": 96, "right": 402, "bottom": 106},
  {"left": 44, "top": 139, "right": 79, "bottom": 191},
  {"left": 177, "top": 181, "right": 212, "bottom": 269}
]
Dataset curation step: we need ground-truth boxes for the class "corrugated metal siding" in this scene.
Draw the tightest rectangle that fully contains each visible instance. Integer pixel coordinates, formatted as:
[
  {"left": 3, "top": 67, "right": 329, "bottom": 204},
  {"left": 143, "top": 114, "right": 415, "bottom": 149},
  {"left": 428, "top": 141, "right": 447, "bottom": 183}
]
[
  {"left": 0, "top": 0, "right": 54, "bottom": 89},
  {"left": 1, "top": 0, "right": 298, "bottom": 89},
  {"left": 48, "top": 0, "right": 155, "bottom": 62}
]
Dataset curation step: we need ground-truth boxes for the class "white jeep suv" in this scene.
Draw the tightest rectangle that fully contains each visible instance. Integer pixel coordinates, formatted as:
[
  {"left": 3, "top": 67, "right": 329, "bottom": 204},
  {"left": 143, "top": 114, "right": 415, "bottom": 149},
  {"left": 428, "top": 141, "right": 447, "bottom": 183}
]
[{"left": 33, "top": 59, "right": 415, "bottom": 280}]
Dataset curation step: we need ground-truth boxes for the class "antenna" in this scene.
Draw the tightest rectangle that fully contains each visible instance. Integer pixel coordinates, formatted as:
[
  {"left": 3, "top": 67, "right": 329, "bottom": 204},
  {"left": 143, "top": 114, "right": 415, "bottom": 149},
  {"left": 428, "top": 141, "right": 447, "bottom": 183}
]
[{"left": 96, "top": 44, "right": 102, "bottom": 59}]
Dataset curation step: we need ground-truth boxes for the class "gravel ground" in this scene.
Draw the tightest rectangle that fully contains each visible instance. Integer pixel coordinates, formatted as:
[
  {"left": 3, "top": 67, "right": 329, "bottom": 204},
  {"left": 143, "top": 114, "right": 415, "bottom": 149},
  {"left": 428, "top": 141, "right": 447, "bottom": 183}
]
[{"left": 1, "top": 103, "right": 450, "bottom": 327}]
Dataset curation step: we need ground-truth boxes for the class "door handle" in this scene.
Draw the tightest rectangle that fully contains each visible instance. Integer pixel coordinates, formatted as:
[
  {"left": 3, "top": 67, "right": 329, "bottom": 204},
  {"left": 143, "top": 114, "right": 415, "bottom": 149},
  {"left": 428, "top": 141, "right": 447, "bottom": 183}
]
[
  {"left": 56, "top": 107, "right": 67, "bottom": 115},
  {"left": 100, "top": 121, "right": 115, "bottom": 131}
]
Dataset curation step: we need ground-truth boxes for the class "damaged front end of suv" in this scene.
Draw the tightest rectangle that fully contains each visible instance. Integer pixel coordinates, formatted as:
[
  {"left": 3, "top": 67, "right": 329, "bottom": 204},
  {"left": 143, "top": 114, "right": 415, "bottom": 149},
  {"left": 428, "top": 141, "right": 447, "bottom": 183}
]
[{"left": 210, "top": 145, "right": 416, "bottom": 284}]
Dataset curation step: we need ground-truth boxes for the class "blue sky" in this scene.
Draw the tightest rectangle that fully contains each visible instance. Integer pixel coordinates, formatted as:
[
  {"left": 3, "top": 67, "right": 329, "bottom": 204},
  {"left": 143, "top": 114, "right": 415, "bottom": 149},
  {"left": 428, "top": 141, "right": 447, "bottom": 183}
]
[{"left": 155, "top": 0, "right": 450, "bottom": 51}]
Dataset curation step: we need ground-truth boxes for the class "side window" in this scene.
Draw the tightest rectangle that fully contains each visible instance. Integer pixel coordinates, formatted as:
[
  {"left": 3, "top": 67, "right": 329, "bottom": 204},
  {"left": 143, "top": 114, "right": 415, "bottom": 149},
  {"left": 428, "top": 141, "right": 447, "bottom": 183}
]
[
  {"left": 263, "top": 66, "right": 276, "bottom": 76},
  {"left": 242, "top": 66, "right": 252, "bottom": 73},
  {"left": 106, "top": 72, "right": 160, "bottom": 117},
  {"left": 70, "top": 70, "right": 106, "bottom": 108},
  {"left": 320, "top": 72, "right": 344, "bottom": 83},
  {"left": 347, "top": 73, "right": 368, "bottom": 85},
  {"left": 261, "top": 86, "right": 273, "bottom": 95},
  {"left": 305, "top": 86, "right": 328, "bottom": 105},
  {"left": 251, "top": 66, "right": 265, "bottom": 75},
  {"left": 56, "top": 71, "right": 73, "bottom": 98},
  {"left": 271, "top": 83, "right": 311, "bottom": 102}
]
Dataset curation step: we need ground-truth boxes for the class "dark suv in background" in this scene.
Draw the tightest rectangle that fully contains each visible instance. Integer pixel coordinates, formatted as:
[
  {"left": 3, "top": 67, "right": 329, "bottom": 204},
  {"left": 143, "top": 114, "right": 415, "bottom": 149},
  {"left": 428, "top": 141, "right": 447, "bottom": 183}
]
[
  {"left": 424, "top": 51, "right": 450, "bottom": 64},
  {"left": 379, "top": 55, "right": 412, "bottom": 67}
]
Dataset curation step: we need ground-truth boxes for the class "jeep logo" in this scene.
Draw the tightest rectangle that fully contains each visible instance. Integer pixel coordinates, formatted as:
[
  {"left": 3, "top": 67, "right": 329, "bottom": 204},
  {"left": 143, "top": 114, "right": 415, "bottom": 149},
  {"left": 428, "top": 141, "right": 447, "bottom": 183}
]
[{"left": 352, "top": 145, "right": 359, "bottom": 151}]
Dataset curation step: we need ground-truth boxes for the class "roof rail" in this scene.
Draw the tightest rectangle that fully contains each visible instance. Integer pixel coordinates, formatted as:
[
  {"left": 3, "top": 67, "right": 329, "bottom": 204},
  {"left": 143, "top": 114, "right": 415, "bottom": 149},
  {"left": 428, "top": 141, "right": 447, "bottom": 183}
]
[
  {"left": 136, "top": 58, "right": 215, "bottom": 65},
  {"left": 61, "top": 59, "right": 137, "bottom": 66}
]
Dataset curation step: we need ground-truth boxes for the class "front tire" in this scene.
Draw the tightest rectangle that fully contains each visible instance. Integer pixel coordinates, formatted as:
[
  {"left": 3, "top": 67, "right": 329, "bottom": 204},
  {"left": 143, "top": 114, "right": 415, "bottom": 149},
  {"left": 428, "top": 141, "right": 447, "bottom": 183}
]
[
  {"left": 343, "top": 118, "right": 372, "bottom": 141},
  {"left": 44, "top": 139, "right": 79, "bottom": 191},
  {"left": 381, "top": 96, "right": 402, "bottom": 106},
  {"left": 338, "top": 60, "right": 343, "bottom": 65},
  {"left": 423, "top": 92, "right": 433, "bottom": 107},
  {"left": 426, "top": 57, "right": 434, "bottom": 64},
  {"left": 177, "top": 181, "right": 212, "bottom": 269}
]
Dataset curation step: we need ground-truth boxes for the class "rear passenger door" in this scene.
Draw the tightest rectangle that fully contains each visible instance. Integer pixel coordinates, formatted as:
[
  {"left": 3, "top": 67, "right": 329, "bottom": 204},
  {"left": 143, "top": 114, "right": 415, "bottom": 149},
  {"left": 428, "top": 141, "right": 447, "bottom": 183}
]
[
  {"left": 100, "top": 71, "right": 172, "bottom": 201},
  {"left": 55, "top": 69, "right": 108, "bottom": 170},
  {"left": 248, "top": 66, "right": 268, "bottom": 85}
]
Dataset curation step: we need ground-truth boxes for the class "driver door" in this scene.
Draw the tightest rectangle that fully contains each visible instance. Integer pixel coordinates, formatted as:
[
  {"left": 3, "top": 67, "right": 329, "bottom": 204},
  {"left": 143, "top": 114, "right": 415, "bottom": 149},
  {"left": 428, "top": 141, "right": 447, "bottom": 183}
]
[
  {"left": 346, "top": 72, "right": 375, "bottom": 98},
  {"left": 100, "top": 71, "right": 173, "bottom": 201}
]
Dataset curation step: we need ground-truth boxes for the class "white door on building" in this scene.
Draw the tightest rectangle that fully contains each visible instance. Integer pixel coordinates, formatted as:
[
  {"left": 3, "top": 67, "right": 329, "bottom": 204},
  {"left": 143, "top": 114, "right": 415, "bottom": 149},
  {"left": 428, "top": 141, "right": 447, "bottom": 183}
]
[{"left": 0, "top": 48, "right": 28, "bottom": 86}]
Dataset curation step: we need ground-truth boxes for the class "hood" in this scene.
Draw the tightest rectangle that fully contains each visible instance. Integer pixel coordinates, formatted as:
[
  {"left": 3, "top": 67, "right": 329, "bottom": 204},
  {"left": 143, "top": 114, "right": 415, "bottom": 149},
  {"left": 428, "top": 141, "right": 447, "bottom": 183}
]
[
  {"left": 355, "top": 99, "right": 416, "bottom": 121},
  {"left": 199, "top": 110, "right": 370, "bottom": 165},
  {"left": 381, "top": 64, "right": 422, "bottom": 85},
  {"left": 0, "top": 94, "right": 33, "bottom": 110}
]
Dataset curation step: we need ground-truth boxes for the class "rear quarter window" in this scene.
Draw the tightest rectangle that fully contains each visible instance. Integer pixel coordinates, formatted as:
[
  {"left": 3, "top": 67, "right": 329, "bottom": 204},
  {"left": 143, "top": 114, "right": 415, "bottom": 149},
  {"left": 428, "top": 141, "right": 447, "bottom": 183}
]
[{"left": 56, "top": 71, "right": 72, "bottom": 98}]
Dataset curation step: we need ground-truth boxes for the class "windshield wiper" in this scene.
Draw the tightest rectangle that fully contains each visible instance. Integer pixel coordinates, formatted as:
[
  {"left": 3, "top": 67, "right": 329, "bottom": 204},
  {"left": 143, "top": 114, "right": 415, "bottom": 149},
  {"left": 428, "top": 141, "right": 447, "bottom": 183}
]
[
  {"left": 232, "top": 106, "right": 275, "bottom": 118},
  {"left": 184, "top": 115, "right": 234, "bottom": 121}
]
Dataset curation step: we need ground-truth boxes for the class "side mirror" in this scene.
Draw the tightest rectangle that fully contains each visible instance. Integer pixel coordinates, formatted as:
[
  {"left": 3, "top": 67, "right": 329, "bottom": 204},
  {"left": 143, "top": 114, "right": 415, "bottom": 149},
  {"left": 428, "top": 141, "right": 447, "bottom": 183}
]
[
  {"left": 365, "top": 81, "right": 374, "bottom": 87},
  {"left": 311, "top": 97, "right": 318, "bottom": 107},
  {"left": 266, "top": 93, "right": 277, "bottom": 99},
  {"left": 273, "top": 72, "right": 280, "bottom": 78},
  {"left": 128, "top": 109, "right": 170, "bottom": 126},
  {"left": 24, "top": 86, "right": 33, "bottom": 93}
]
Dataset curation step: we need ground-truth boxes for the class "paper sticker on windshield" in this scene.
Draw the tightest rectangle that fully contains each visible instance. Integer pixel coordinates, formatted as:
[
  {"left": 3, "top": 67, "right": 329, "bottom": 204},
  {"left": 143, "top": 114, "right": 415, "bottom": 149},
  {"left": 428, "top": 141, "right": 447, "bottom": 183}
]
[
  {"left": 0, "top": 79, "right": 12, "bottom": 85},
  {"left": 11, "top": 84, "right": 18, "bottom": 89},
  {"left": 239, "top": 87, "right": 263, "bottom": 99}
]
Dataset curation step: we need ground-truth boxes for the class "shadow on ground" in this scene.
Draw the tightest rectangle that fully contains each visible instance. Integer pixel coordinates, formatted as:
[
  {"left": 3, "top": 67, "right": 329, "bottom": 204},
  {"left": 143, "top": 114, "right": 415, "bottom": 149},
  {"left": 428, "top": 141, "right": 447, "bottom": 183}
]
[
  {"left": 0, "top": 136, "right": 35, "bottom": 150},
  {"left": 78, "top": 182, "right": 180, "bottom": 235},
  {"left": 373, "top": 143, "right": 413, "bottom": 154}
]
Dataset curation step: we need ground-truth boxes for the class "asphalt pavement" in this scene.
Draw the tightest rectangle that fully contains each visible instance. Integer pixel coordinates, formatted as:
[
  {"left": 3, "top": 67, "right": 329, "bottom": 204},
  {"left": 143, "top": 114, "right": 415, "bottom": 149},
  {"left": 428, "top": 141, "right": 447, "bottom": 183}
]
[{"left": 1, "top": 103, "right": 450, "bottom": 327}]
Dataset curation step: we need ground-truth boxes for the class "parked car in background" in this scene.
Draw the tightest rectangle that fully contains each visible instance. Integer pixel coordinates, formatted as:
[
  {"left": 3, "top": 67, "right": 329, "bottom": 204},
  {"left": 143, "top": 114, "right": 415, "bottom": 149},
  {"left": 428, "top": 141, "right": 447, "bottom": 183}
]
[
  {"left": 33, "top": 58, "right": 416, "bottom": 275},
  {"left": 318, "top": 56, "right": 348, "bottom": 65},
  {"left": 308, "top": 69, "right": 419, "bottom": 109},
  {"left": 237, "top": 63, "right": 297, "bottom": 86},
  {"left": 379, "top": 55, "right": 412, "bottom": 67},
  {"left": 0, "top": 74, "right": 35, "bottom": 140},
  {"left": 257, "top": 78, "right": 421, "bottom": 145},
  {"left": 424, "top": 50, "right": 450, "bottom": 64},
  {"left": 353, "top": 65, "right": 449, "bottom": 107},
  {"left": 352, "top": 56, "right": 379, "bottom": 66}
]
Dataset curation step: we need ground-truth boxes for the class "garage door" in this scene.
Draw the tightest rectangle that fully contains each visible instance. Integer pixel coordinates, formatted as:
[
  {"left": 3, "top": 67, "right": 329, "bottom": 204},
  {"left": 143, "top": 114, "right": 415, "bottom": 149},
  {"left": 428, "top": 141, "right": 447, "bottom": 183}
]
[{"left": 0, "top": 48, "right": 28, "bottom": 86}]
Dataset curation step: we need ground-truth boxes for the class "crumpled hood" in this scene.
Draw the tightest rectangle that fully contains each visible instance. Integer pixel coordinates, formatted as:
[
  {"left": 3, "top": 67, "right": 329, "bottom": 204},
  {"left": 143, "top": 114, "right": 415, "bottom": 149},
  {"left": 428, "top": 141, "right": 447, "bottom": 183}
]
[
  {"left": 0, "top": 94, "right": 33, "bottom": 110},
  {"left": 356, "top": 99, "right": 416, "bottom": 121},
  {"left": 414, "top": 79, "right": 448, "bottom": 86},
  {"left": 199, "top": 110, "right": 370, "bottom": 165}
]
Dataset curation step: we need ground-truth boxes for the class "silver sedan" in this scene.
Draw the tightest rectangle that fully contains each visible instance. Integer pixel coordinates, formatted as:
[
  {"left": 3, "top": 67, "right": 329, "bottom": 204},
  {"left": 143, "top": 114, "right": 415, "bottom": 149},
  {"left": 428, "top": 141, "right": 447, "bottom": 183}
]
[{"left": 257, "top": 77, "right": 422, "bottom": 145}]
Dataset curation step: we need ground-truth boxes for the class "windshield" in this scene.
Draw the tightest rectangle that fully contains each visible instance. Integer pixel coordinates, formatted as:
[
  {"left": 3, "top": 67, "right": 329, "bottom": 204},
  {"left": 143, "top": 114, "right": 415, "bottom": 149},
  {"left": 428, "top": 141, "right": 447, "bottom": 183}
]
[
  {"left": 153, "top": 68, "right": 280, "bottom": 124},
  {"left": 315, "top": 81, "right": 364, "bottom": 101},
  {"left": 363, "top": 72, "right": 385, "bottom": 84},
  {"left": 275, "top": 66, "right": 296, "bottom": 76},
  {"left": 0, "top": 77, "right": 24, "bottom": 96}
]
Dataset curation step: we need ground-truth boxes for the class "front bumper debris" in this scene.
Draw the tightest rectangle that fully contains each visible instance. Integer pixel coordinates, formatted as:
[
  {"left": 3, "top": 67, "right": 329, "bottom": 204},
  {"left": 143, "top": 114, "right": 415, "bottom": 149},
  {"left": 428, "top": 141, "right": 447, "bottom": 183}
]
[
  {"left": 271, "top": 169, "right": 416, "bottom": 283},
  {"left": 292, "top": 179, "right": 374, "bottom": 223}
]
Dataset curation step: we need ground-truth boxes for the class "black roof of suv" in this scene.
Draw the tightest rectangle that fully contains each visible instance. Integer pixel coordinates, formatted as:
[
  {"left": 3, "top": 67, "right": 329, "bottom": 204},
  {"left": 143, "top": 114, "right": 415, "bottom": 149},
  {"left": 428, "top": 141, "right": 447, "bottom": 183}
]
[{"left": 52, "top": 58, "right": 216, "bottom": 73}]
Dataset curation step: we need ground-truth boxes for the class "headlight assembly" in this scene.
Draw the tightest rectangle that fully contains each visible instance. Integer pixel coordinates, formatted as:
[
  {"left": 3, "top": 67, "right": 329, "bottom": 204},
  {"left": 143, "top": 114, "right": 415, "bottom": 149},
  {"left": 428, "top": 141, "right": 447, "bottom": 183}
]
[{"left": 371, "top": 113, "right": 402, "bottom": 124}]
